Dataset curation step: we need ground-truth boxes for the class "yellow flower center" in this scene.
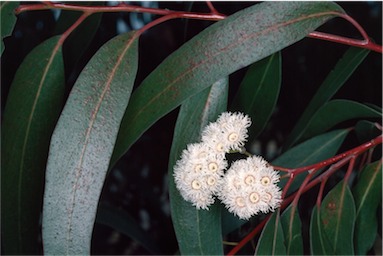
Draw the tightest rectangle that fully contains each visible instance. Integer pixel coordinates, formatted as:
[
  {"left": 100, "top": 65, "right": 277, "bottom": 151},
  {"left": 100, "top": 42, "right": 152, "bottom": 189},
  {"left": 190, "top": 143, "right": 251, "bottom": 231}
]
[
  {"left": 249, "top": 192, "right": 260, "bottom": 203},
  {"left": 263, "top": 192, "right": 272, "bottom": 202},
  {"left": 228, "top": 132, "right": 238, "bottom": 142},
  {"left": 191, "top": 180, "right": 201, "bottom": 190},
  {"left": 245, "top": 175, "right": 255, "bottom": 185},
  {"left": 194, "top": 164, "right": 203, "bottom": 172},
  {"left": 216, "top": 142, "right": 224, "bottom": 152},
  {"left": 208, "top": 162, "right": 218, "bottom": 172},
  {"left": 235, "top": 197, "right": 245, "bottom": 207},
  {"left": 207, "top": 176, "right": 216, "bottom": 186},
  {"left": 261, "top": 176, "right": 271, "bottom": 186}
]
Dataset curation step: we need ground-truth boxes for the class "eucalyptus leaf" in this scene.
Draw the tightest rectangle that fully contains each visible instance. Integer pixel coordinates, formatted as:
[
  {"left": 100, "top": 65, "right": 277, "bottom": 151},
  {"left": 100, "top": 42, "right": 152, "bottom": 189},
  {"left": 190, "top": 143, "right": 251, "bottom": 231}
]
[
  {"left": 1, "top": 36, "right": 65, "bottom": 254},
  {"left": 111, "top": 1, "right": 344, "bottom": 167},
  {"left": 354, "top": 120, "right": 382, "bottom": 143},
  {"left": 255, "top": 211, "right": 286, "bottom": 255},
  {"left": 320, "top": 181, "right": 356, "bottom": 255},
  {"left": 275, "top": 129, "right": 349, "bottom": 194},
  {"left": 231, "top": 52, "right": 281, "bottom": 141},
  {"left": 300, "top": 99, "right": 381, "bottom": 142},
  {"left": 353, "top": 161, "right": 382, "bottom": 255},
  {"left": 42, "top": 32, "right": 139, "bottom": 255},
  {"left": 281, "top": 204, "right": 303, "bottom": 255},
  {"left": 0, "top": 1, "right": 18, "bottom": 55},
  {"left": 283, "top": 47, "right": 370, "bottom": 150},
  {"left": 169, "top": 78, "right": 228, "bottom": 255}
]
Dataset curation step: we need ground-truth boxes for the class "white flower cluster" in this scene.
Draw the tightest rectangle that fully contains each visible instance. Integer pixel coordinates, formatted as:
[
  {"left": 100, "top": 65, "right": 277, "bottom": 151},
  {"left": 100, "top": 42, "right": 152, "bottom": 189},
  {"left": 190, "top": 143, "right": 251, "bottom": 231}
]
[{"left": 173, "top": 112, "right": 282, "bottom": 219}]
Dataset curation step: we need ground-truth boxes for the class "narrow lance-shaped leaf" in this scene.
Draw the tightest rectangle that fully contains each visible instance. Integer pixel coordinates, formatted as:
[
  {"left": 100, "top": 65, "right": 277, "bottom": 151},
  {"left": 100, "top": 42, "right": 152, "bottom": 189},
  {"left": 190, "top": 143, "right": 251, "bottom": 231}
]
[
  {"left": 42, "top": 32, "right": 139, "bottom": 255},
  {"left": 352, "top": 161, "right": 382, "bottom": 255},
  {"left": 255, "top": 210, "right": 286, "bottom": 255},
  {"left": 231, "top": 52, "right": 281, "bottom": 141},
  {"left": 299, "top": 99, "right": 381, "bottom": 143},
  {"left": 111, "top": 1, "right": 345, "bottom": 167},
  {"left": 319, "top": 181, "right": 356, "bottom": 255},
  {"left": 281, "top": 204, "right": 304, "bottom": 255},
  {"left": 283, "top": 47, "right": 370, "bottom": 150},
  {"left": 310, "top": 205, "right": 330, "bottom": 255},
  {"left": 1, "top": 1, "right": 19, "bottom": 55},
  {"left": 1, "top": 36, "right": 65, "bottom": 254},
  {"left": 275, "top": 129, "right": 349, "bottom": 194},
  {"left": 169, "top": 78, "right": 228, "bottom": 255}
]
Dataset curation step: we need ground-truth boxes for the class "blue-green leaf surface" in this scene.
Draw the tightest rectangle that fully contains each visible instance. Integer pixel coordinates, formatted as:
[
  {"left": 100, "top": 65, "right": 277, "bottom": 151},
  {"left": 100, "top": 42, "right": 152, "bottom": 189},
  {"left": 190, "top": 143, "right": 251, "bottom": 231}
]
[
  {"left": 353, "top": 161, "right": 382, "bottom": 255},
  {"left": 1, "top": 36, "right": 65, "bottom": 254},
  {"left": 111, "top": 1, "right": 344, "bottom": 167},
  {"left": 42, "top": 32, "right": 139, "bottom": 255},
  {"left": 169, "top": 78, "right": 228, "bottom": 255},
  {"left": 231, "top": 52, "right": 281, "bottom": 141},
  {"left": 283, "top": 47, "right": 370, "bottom": 150}
]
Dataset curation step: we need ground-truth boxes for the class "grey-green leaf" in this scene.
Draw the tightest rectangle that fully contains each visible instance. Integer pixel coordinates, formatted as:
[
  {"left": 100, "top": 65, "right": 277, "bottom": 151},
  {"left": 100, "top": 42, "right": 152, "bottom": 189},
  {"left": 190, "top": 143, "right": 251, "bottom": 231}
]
[
  {"left": 1, "top": 1, "right": 19, "bottom": 55},
  {"left": 1, "top": 36, "right": 65, "bottom": 254},
  {"left": 353, "top": 161, "right": 382, "bottom": 255},
  {"left": 169, "top": 78, "right": 228, "bottom": 255},
  {"left": 283, "top": 47, "right": 370, "bottom": 150},
  {"left": 111, "top": 1, "right": 345, "bottom": 167},
  {"left": 231, "top": 52, "right": 281, "bottom": 141},
  {"left": 42, "top": 32, "right": 139, "bottom": 255}
]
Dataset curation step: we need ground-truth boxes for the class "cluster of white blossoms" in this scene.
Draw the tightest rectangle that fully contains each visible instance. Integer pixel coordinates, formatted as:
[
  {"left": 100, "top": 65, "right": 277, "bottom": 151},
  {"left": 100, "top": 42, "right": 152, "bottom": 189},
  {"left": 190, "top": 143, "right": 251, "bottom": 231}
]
[{"left": 173, "top": 112, "right": 282, "bottom": 219}]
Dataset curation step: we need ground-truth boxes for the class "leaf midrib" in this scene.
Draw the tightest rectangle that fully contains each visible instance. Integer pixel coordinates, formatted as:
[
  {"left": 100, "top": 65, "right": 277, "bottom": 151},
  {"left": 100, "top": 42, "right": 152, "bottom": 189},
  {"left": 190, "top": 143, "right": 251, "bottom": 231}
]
[{"left": 65, "top": 33, "right": 137, "bottom": 253}]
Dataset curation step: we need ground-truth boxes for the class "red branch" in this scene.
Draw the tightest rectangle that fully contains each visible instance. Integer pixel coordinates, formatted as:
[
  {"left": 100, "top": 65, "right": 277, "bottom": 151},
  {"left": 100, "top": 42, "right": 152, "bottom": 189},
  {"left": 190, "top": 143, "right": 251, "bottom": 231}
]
[{"left": 15, "top": 2, "right": 383, "bottom": 53}]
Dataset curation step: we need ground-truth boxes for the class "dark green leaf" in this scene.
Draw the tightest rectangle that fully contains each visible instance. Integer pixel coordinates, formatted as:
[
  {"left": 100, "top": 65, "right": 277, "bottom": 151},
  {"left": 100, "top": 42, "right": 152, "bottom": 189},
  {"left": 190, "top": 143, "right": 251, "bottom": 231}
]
[
  {"left": 231, "top": 52, "right": 281, "bottom": 141},
  {"left": 111, "top": 1, "right": 345, "bottom": 166},
  {"left": 300, "top": 100, "right": 381, "bottom": 142},
  {"left": 281, "top": 204, "right": 303, "bottom": 255},
  {"left": 354, "top": 120, "right": 382, "bottom": 143},
  {"left": 255, "top": 211, "right": 286, "bottom": 255},
  {"left": 283, "top": 47, "right": 370, "bottom": 150},
  {"left": 310, "top": 205, "right": 331, "bottom": 255},
  {"left": 169, "top": 78, "right": 228, "bottom": 255},
  {"left": 320, "top": 181, "right": 356, "bottom": 255},
  {"left": 42, "top": 32, "right": 139, "bottom": 255},
  {"left": 275, "top": 129, "right": 350, "bottom": 194},
  {"left": 1, "top": 36, "right": 65, "bottom": 254},
  {"left": 353, "top": 161, "right": 382, "bottom": 255},
  {"left": 96, "top": 203, "right": 161, "bottom": 255},
  {"left": 1, "top": 1, "right": 19, "bottom": 55}
]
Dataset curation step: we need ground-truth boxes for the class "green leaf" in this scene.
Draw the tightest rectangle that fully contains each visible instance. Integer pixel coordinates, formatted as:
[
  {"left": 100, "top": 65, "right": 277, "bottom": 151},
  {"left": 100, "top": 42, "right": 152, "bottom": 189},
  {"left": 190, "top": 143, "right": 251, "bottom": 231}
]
[
  {"left": 169, "top": 78, "right": 228, "bottom": 255},
  {"left": 310, "top": 205, "right": 331, "bottom": 255},
  {"left": 95, "top": 203, "right": 162, "bottom": 255},
  {"left": 1, "top": 36, "right": 65, "bottom": 254},
  {"left": 42, "top": 32, "right": 139, "bottom": 255},
  {"left": 320, "top": 181, "right": 356, "bottom": 255},
  {"left": 255, "top": 211, "right": 286, "bottom": 255},
  {"left": 275, "top": 129, "right": 349, "bottom": 194},
  {"left": 231, "top": 52, "right": 281, "bottom": 141},
  {"left": 1, "top": 1, "right": 19, "bottom": 55},
  {"left": 354, "top": 120, "right": 382, "bottom": 143},
  {"left": 353, "top": 161, "right": 382, "bottom": 255},
  {"left": 283, "top": 47, "right": 370, "bottom": 150},
  {"left": 300, "top": 99, "right": 381, "bottom": 142},
  {"left": 111, "top": 1, "right": 345, "bottom": 166},
  {"left": 281, "top": 204, "right": 303, "bottom": 255}
]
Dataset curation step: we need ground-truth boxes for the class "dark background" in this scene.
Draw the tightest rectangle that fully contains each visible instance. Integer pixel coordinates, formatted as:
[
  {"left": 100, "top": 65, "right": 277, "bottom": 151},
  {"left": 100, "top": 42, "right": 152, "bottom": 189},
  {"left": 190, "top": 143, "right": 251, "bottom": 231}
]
[{"left": 1, "top": 2, "right": 382, "bottom": 254}]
